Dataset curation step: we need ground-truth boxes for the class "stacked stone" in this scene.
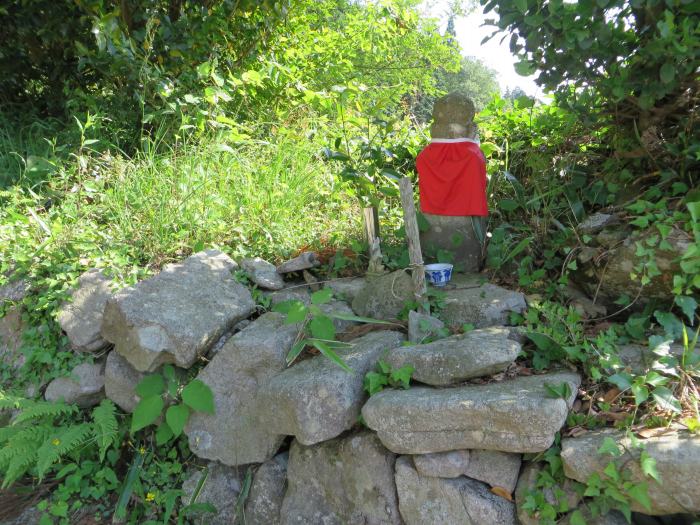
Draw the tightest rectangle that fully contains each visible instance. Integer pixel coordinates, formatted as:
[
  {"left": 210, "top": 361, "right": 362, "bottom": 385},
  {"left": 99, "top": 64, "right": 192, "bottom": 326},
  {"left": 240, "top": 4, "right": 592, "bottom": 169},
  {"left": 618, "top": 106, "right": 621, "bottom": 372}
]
[{"left": 15, "top": 249, "right": 697, "bottom": 524}]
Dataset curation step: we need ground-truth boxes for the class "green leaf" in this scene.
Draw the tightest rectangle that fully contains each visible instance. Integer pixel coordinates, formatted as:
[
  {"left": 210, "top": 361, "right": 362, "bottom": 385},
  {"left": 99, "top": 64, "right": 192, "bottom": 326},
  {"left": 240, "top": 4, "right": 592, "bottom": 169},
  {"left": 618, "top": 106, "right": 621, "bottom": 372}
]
[
  {"left": 165, "top": 404, "right": 190, "bottom": 438},
  {"left": 131, "top": 396, "right": 164, "bottom": 433},
  {"left": 659, "top": 63, "right": 675, "bottom": 84},
  {"left": 390, "top": 365, "right": 414, "bottom": 389},
  {"left": 310, "top": 339, "right": 352, "bottom": 372},
  {"left": 569, "top": 509, "right": 587, "bottom": 525},
  {"left": 514, "top": 60, "right": 536, "bottom": 76},
  {"left": 311, "top": 288, "right": 333, "bottom": 305},
  {"left": 286, "top": 340, "right": 307, "bottom": 365},
  {"left": 674, "top": 296, "right": 697, "bottom": 324},
  {"left": 608, "top": 372, "right": 633, "bottom": 391},
  {"left": 514, "top": 0, "right": 528, "bottom": 13},
  {"left": 628, "top": 482, "right": 652, "bottom": 512},
  {"left": 603, "top": 461, "right": 619, "bottom": 482},
  {"left": 309, "top": 315, "right": 336, "bottom": 341},
  {"left": 544, "top": 381, "right": 572, "bottom": 400},
  {"left": 155, "top": 422, "right": 174, "bottom": 445},
  {"left": 272, "top": 300, "right": 308, "bottom": 323},
  {"left": 640, "top": 450, "right": 660, "bottom": 482},
  {"left": 182, "top": 379, "right": 215, "bottom": 414},
  {"left": 135, "top": 374, "right": 165, "bottom": 398},
  {"left": 631, "top": 383, "right": 649, "bottom": 405},
  {"left": 654, "top": 311, "right": 684, "bottom": 339},
  {"left": 500, "top": 198, "right": 519, "bottom": 212},
  {"left": 364, "top": 371, "right": 389, "bottom": 395},
  {"left": 651, "top": 386, "right": 681, "bottom": 413},
  {"left": 163, "top": 365, "right": 176, "bottom": 381},
  {"left": 597, "top": 436, "right": 622, "bottom": 457}
]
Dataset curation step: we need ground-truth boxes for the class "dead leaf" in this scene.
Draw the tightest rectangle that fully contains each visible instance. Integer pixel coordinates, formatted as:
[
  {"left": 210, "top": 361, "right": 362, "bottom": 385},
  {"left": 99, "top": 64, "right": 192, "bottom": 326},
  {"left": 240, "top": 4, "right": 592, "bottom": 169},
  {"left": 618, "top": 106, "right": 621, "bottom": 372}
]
[
  {"left": 602, "top": 387, "right": 621, "bottom": 404},
  {"left": 636, "top": 427, "right": 674, "bottom": 439},
  {"left": 490, "top": 486, "right": 513, "bottom": 501},
  {"left": 600, "top": 411, "right": 629, "bottom": 422}
]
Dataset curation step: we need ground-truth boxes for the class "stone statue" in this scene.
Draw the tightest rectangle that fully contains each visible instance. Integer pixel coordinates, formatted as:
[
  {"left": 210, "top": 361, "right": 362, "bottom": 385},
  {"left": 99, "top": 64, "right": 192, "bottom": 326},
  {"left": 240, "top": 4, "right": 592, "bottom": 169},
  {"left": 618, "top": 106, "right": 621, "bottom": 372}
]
[{"left": 416, "top": 93, "right": 488, "bottom": 273}]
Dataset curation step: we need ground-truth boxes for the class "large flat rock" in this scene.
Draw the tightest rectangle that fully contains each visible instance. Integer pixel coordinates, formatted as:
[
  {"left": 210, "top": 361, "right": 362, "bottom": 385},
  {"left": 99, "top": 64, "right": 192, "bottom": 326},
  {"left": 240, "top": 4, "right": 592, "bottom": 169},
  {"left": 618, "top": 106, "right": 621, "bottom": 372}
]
[
  {"left": 441, "top": 274, "right": 527, "bottom": 328},
  {"left": 386, "top": 326, "right": 520, "bottom": 385},
  {"left": 561, "top": 430, "right": 700, "bottom": 515},
  {"left": 395, "top": 456, "right": 517, "bottom": 525},
  {"left": 362, "top": 371, "right": 580, "bottom": 454},
  {"left": 280, "top": 432, "right": 401, "bottom": 525},
  {"left": 101, "top": 250, "right": 254, "bottom": 372},
  {"left": 185, "top": 313, "right": 297, "bottom": 466},
  {"left": 257, "top": 330, "right": 405, "bottom": 445},
  {"left": 57, "top": 269, "right": 113, "bottom": 352}
]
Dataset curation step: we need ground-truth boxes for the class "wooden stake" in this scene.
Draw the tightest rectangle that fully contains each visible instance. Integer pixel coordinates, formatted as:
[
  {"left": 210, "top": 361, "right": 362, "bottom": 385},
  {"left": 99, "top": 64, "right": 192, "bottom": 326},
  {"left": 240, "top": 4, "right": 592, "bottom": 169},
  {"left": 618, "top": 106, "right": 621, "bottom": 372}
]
[
  {"left": 362, "top": 206, "right": 380, "bottom": 245},
  {"left": 398, "top": 177, "right": 428, "bottom": 315}
]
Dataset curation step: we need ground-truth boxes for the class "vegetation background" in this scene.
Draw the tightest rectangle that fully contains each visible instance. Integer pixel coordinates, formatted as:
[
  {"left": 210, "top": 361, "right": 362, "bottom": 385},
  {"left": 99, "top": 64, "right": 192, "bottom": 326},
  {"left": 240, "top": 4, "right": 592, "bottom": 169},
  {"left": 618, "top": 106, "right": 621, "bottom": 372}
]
[{"left": 0, "top": 0, "right": 698, "bottom": 523}]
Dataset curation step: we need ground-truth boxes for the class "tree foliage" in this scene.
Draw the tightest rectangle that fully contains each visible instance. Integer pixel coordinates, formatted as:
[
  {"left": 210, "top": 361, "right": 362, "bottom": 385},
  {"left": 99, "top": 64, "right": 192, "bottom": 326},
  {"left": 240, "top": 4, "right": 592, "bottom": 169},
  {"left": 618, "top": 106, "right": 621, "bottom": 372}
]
[{"left": 482, "top": 0, "right": 700, "bottom": 128}]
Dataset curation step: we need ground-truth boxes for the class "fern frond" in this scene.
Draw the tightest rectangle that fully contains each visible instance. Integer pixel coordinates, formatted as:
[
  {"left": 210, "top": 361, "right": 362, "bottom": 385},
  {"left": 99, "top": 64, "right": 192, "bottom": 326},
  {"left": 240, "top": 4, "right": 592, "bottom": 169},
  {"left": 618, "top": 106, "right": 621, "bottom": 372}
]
[
  {"left": 0, "top": 425, "right": 21, "bottom": 446},
  {"left": 12, "top": 401, "right": 77, "bottom": 425},
  {"left": 36, "top": 424, "right": 92, "bottom": 479},
  {"left": 0, "top": 391, "right": 31, "bottom": 412},
  {"left": 1, "top": 443, "right": 36, "bottom": 488},
  {"left": 0, "top": 425, "right": 52, "bottom": 472},
  {"left": 92, "top": 399, "right": 119, "bottom": 462}
]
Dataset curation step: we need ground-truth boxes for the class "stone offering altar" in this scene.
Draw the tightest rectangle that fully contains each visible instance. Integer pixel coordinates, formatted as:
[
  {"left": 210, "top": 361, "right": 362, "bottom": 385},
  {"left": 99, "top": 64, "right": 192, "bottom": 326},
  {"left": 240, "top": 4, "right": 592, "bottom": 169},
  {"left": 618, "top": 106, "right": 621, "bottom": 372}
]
[{"left": 416, "top": 93, "right": 488, "bottom": 273}]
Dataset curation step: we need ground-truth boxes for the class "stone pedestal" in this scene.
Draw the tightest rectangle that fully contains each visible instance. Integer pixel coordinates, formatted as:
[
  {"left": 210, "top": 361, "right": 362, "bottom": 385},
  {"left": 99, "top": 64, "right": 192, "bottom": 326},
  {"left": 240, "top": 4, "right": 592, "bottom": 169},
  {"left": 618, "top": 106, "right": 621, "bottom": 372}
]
[{"left": 420, "top": 213, "right": 484, "bottom": 273}]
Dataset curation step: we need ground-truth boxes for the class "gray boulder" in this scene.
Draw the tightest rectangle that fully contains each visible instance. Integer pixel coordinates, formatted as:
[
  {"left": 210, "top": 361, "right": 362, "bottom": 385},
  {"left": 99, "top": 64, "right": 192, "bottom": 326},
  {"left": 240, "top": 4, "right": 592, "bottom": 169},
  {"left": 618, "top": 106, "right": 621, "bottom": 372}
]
[
  {"left": 561, "top": 430, "right": 700, "bottom": 515},
  {"left": 57, "top": 269, "right": 113, "bottom": 352},
  {"left": 413, "top": 449, "right": 521, "bottom": 492},
  {"left": 242, "top": 257, "right": 285, "bottom": 290},
  {"left": 407, "top": 310, "right": 445, "bottom": 344},
  {"left": 181, "top": 462, "right": 241, "bottom": 525},
  {"left": 244, "top": 452, "right": 288, "bottom": 525},
  {"left": 386, "top": 326, "right": 520, "bottom": 386},
  {"left": 395, "top": 456, "right": 516, "bottom": 525},
  {"left": 327, "top": 277, "right": 366, "bottom": 303},
  {"left": 257, "top": 330, "right": 405, "bottom": 445},
  {"left": 0, "top": 278, "right": 28, "bottom": 369},
  {"left": 0, "top": 279, "right": 29, "bottom": 303},
  {"left": 276, "top": 252, "right": 319, "bottom": 274},
  {"left": 101, "top": 250, "right": 254, "bottom": 372},
  {"left": 413, "top": 450, "right": 470, "bottom": 478},
  {"left": 351, "top": 270, "right": 413, "bottom": 320},
  {"left": 441, "top": 275, "right": 527, "bottom": 328},
  {"left": 0, "top": 306, "right": 25, "bottom": 369},
  {"left": 463, "top": 450, "right": 521, "bottom": 492},
  {"left": 280, "top": 432, "right": 401, "bottom": 525},
  {"left": 573, "top": 226, "right": 691, "bottom": 307},
  {"left": 104, "top": 351, "right": 145, "bottom": 413},
  {"left": 266, "top": 286, "right": 311, "bottom": 306},
  {"left": 185, "top": 313, "right": 297, "bottom": 466},
  {"left": 44, "top": 362, "right": 105, "bottom": 408},
  {"left": 362, "top": 371, "right": 580, "bottom": 454}
]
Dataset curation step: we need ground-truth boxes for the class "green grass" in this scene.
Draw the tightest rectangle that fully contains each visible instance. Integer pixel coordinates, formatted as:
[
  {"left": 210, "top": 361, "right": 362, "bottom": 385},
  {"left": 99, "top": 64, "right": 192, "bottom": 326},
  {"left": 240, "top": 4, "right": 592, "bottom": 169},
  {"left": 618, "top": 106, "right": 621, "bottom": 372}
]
[{"left": 1, "top": 121, "right": 361, "bottom": 278}]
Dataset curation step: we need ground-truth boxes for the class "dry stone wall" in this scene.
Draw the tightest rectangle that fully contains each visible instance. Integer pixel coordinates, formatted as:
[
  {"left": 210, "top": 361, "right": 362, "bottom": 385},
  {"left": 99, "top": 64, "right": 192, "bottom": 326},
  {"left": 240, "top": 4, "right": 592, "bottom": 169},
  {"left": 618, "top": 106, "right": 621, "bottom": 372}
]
[{"left": 22, "top": 248, "right": 700, "bottom": 524}]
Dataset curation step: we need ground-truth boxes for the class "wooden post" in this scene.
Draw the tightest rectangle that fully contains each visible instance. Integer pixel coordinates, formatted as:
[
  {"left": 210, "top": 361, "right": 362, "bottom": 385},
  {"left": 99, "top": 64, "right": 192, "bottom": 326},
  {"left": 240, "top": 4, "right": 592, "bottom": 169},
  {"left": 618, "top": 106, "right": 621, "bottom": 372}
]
[
  {"left": 399, "top": 177, "right": 429, "bottom": 315},
  {"left": 363, "top": 206, "right": 380, "bottom": 245}
]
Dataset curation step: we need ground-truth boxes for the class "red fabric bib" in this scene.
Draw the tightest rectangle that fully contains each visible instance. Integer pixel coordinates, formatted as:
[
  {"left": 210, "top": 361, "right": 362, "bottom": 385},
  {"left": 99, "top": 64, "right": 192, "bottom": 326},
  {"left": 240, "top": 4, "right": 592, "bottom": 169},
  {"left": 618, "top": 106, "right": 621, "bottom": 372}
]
[{"left": 416, "top": 141, "right": 488, "bottom": 217}]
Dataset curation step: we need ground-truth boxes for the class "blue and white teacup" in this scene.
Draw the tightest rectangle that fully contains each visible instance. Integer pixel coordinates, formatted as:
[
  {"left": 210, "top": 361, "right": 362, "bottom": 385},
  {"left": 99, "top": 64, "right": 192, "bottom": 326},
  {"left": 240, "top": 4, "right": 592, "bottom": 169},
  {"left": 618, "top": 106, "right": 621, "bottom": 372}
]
[{"left": 425, "top": 263, "right": 453, "bottom": 287}]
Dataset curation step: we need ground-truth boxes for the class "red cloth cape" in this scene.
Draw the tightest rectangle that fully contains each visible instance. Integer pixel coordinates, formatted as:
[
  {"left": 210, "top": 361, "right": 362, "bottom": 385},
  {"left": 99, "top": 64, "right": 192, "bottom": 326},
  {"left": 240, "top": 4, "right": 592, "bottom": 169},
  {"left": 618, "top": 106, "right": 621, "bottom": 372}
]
[{"left": 416, "top": 141, "right": 488, "bottom": 216}]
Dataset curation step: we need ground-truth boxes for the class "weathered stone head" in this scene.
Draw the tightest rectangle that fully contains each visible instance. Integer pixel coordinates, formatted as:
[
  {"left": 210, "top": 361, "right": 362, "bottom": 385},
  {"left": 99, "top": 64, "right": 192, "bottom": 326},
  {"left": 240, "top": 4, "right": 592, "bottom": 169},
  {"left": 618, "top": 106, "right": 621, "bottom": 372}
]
[{"left": 430, "top": 93, "right": 478, "bottom": 140}]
